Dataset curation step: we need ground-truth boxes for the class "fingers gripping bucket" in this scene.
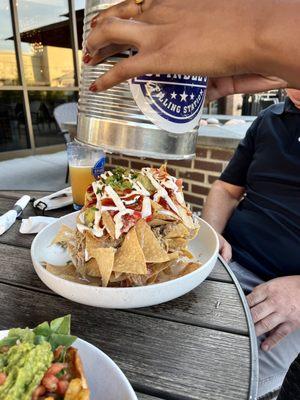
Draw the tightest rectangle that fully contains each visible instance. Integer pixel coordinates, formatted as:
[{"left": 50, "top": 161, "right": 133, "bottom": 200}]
[{"left": 77, "top": 0, "right": 208, "bottom": 160}]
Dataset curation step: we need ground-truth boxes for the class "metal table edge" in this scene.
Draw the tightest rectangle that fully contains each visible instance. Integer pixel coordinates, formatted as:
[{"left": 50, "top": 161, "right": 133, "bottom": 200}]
[{"left": 218, "top": 256, "right": 259, "bottom": 400}]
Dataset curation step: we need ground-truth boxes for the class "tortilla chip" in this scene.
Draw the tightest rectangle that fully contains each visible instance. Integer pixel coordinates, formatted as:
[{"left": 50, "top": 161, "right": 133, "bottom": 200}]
[
  {"left": 148, "top": 219, "right": 170, "bottom": 227},
  {"left": 51, "top": 224, "right": 73, "bottom": 245},
  {"left": 153, "top": 211, "right": 179, "bottom": 222},
  {"left": 85, "top": 231, "right": 106, "bottom": 253},
  {"left": 102, "top": 211, "right": 116, "bottom": 239},
  {"left": 147, "top": 273, "right": 159, "bottom": 284},
  {"left": 180, "top": 248, "right": 194, "bottom": 259},
  {"left": 135, "top": 219, "right": 169, "bottom": 263},
  {"left": 65, "top": 347, "right": 90, "bottom": 400},
  {"left": 85, "top": 258, "right": 100, "bottom": 277},
  {"left": 165, "top": 238, "right": 187, "bottom": 252},
  {"left": 113, "top": 227, "right": 147, "bottom": 275},
  {"left": 151, "top": 200, "right": 164, "bottom": 213},
  {"left": 176, "top": 262, "right": 201, "bottom": 278},
  {"left": 167, "top": 251, "right": 180, "bottom": 261},
  {"left": 90, "top": 247, "right": 115, "bottom": 287},
  {"left": 149, "top": 260, "right": 173, "bottom": 276},
  {"left": 65, "top": 378, "right": 90, "bottom": 400},
  {"left": 162, "top": 265, "right": 174, "bottom": 276},
  {"left": 109, "top": 272, "right": 126, "bottom": 283},
  {"left": 85, "top": 230, "right": 120, "bottom": 253},
  {"left": 45, "top": 262, "right": 76, "bottom": 276},
  {"left": 164, "top": 222, "right": 189, "bottom": 238},
  {"left": 189, "top": 218, "right": 200, "bottom": 240}
]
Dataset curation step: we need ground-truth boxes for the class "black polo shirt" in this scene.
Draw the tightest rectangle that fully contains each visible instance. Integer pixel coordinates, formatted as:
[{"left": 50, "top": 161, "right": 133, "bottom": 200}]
[{"left": 220, "top": 97, "right": 300, "bottom": 280}]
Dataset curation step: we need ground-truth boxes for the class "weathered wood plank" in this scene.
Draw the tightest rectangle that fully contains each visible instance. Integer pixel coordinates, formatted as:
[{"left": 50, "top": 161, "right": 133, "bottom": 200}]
[
  {"left": 0, "top": 243, "right": 46, "bottom": 290},
  {"left": 137, "top": 393, "right": 164, "bottom": 400},
  {"left": 138, "top": 279, "right": 248, "bottom": 334},
  {"left": 0, "top": 243, "right": 247, "bottom": 334},
  {"left": 0, "top": 197, "right": 70, "bottom": 249},
  {"left": 0, "top": 195, "right": 71, "bottom": 219},
  {"left": 0, "top": 190, "right": 52, "bottom": 200},
  {"left": 0, "top": 283, "right": 250, "bottom": 400}
]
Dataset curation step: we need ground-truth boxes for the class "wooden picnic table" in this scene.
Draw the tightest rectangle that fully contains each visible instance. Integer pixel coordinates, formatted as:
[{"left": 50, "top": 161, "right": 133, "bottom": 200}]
[{"left": 0, "top": 190, "right": 258, "bottom": 400}]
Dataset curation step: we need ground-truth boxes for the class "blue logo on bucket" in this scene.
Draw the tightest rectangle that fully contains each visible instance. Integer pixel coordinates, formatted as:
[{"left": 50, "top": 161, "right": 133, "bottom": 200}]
[
  {"left": 92, "top": 157, "right": 106, "bottom": 179},
  {"left": 130, "top": 74, "right": 207, "bottom": 133}
]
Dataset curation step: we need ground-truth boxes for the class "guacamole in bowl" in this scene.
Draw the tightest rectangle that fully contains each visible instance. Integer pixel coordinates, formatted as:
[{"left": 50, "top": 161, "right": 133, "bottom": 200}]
[{"left": 0, "top": 316, "right": 89, "bottom": 400}]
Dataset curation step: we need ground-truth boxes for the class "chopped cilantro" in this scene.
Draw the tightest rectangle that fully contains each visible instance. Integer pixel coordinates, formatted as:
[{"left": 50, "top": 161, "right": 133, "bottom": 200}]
[
  {"left": 105, "top": 167, "right": 133, "bottom": 192},
  {"left": 131, "top": 171, "right": 138, "bottom": 179}
]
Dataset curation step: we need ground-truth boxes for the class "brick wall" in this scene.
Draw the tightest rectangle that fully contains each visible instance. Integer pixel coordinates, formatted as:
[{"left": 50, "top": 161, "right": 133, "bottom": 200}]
[{"left": 105, "top": 144, "right": 235, "bottom": 212}]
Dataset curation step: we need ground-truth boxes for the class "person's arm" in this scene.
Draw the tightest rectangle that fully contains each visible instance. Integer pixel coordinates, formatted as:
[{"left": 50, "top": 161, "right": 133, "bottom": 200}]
[
  {"left": 201, "top": 113, "right": 262, "bottom": 260},
  {"left": 202, "top": 180, "right": 245, "bottom": 261},
  {"left": 202, "top": 180, "right": 244, "bottom": 234},
  {"left": 84, "top": 0, "right": 300, "bottom": 93}
]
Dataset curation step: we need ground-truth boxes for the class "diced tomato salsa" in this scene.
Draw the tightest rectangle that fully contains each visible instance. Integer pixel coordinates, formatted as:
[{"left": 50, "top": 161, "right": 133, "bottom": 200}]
[
  {"left": 86, "top": 185, "right": 94, "bottom": 194},
  {"left": 101, "top": 198, "right": 115, "bottom": 207},
  {"left": 121, "top": 194, "right": 139, "bottom": 201},
  {"left": 121, "top": 212, "right": 142, "bottom": 234},
  {"left": 158, "top": 198, "right": 172, "bottom": 211},
  {"left": 87, "top": 199, "right": 96, "bottom": 207}
]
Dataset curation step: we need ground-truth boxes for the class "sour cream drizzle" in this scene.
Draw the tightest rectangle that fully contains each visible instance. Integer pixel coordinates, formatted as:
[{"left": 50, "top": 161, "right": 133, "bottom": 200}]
[
  {"left": 105, "top": 186, "right": 126, "bottom": 212},
  {"left": 114, "top": 209, "right": 135, "bottom": 239},
  {"left": 142, "top": 167, "right": 194, "bottom": 229},
  {"left": 142, "top": 168, "right": 179, "bottom": 215},
  {"left": 91, "top": 181, "right": 104, "bottom": 237}
]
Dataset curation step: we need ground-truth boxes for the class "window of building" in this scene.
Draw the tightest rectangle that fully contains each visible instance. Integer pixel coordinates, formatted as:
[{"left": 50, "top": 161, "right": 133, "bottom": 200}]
[
  {"left": 17, "top": 0, "right": 75, "bottom": 87},
  {"left": 0, "top": 1, "right": 20, "bottom": 86},
  {"left": 0, "top": 91, "right": 30, "bottom": 152},
  {"left": 29, "top": 90, "right": 78, "bottom": 147}
]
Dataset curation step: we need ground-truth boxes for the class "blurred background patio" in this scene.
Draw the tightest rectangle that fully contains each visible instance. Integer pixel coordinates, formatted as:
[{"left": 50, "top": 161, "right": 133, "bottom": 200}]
[{"left": 0, "top": 0, "right": 287, "bottom": 208}]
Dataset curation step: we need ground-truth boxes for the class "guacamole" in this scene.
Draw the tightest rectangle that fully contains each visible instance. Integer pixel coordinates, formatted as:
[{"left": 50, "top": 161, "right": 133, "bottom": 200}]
[
  {"left": 0, "top": 316, "right": 77, "bottom": 400},
  {"left": 0, "top": 341, "right": 53, "bottom": 400}
]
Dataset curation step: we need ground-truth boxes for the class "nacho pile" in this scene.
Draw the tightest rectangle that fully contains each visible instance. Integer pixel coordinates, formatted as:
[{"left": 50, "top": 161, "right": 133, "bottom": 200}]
[{"left": 47, "top": 165, "right": 201, "bottom": 287}]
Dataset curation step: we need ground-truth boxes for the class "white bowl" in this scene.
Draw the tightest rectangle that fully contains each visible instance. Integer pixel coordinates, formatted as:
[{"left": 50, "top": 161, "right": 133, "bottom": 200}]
[
  {"left": 0, "top": 330, "right": 137, "bottom": 400},
  {"left": 31, "top": 212, "right": 219, "bottom": 309}
]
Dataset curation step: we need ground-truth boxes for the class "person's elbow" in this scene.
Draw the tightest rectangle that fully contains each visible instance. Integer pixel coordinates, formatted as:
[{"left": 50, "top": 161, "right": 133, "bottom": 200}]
[{"left": 210, "top": 179, "right": 245, "bottom": 202}]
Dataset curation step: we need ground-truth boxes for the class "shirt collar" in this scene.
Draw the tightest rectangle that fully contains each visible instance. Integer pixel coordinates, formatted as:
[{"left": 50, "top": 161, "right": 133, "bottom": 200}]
[{"left": 271, "top": 97, "right": 300, "bottom": 115}]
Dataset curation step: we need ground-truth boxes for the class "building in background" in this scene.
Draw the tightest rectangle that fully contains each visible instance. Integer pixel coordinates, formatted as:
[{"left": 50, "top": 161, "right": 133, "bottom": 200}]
[{"left": 0, "top": 0, "right": 284, "bottom": 160}]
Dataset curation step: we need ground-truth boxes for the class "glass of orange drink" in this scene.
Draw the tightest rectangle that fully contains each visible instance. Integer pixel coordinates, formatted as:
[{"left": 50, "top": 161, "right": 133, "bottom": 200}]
[{"left": 67, "top": 142, "right": 105, "bottom": 210}]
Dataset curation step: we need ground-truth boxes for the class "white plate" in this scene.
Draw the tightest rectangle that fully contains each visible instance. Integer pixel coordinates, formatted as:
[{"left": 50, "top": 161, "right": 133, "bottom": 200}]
[
  {"left": 0, "top": 330, "right": 137, "bottom": 400},
  {"left": 31, "top": 212, "right": 219, "bottom": 309}
]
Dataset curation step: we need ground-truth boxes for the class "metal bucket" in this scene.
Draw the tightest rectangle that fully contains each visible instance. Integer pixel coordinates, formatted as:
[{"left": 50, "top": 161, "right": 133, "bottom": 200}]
[{"left": 77, "top": 0, "right": 199, "bottom": 160}]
